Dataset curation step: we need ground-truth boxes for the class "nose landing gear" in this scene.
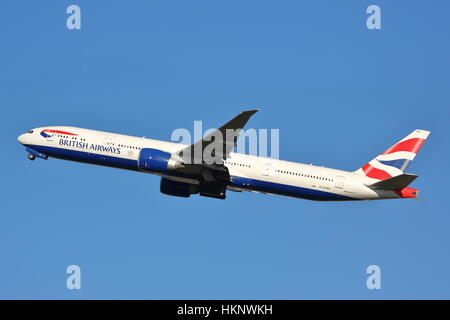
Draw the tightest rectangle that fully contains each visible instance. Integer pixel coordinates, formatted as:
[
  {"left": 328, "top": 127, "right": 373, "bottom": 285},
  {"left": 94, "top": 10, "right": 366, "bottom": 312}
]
[{"left": 25, "top": 148, "right": 48, "bottom": 160}]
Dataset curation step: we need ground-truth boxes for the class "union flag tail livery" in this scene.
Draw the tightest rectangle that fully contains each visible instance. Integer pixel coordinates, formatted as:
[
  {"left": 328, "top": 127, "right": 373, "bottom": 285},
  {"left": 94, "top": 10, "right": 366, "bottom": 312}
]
[
  {"left": 17, "top": 111, "right": 431, "bottom": 201},
  {"left": 355, "top": 129, "right": 430, "bottom": 181}
]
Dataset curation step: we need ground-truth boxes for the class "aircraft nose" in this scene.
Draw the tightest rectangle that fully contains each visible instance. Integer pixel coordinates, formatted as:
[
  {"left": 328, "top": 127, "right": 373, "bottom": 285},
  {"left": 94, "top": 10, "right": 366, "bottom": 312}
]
[{"left": 17, "top": 133, "right": 26, "bottom": 145}]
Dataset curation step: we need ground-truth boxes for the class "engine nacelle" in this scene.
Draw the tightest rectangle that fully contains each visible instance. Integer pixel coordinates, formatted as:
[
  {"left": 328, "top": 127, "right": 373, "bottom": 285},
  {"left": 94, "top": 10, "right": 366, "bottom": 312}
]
[
  {"left": 138, "top": 148, "right": 182, "bottom": 173},
  {"left": 160, "top": 178, "right": 197, "bottom": 198}
]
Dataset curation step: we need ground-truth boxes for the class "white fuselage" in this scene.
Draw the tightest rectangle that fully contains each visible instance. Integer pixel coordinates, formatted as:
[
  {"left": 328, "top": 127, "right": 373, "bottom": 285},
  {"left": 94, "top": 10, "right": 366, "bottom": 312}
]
[{"left": 18, "top": 126, "right": 403, "bottom": 201}]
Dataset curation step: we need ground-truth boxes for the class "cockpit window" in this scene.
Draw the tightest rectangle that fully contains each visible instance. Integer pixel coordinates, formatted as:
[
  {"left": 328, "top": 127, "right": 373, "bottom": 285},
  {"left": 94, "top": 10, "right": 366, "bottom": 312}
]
[{"left": 28, "top": 130, "right": 33, "bottom": 133}]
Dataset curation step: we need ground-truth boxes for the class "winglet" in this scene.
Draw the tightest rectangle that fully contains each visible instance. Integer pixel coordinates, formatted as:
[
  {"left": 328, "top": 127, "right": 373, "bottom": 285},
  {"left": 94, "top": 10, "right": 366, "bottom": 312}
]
[{"left": 220, "top": 109, "right": 259, "bottom": 132}]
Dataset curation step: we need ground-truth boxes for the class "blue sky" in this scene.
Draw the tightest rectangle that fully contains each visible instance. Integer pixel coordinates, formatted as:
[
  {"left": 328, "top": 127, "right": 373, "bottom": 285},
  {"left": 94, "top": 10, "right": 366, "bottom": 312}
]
[{"left": 1, "top": 0, "right": 449, "bottom": 299}]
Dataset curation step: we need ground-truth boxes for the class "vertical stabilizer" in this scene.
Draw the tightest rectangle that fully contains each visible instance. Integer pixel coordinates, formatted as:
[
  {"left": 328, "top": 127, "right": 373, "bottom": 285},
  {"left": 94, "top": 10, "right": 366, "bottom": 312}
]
[{"left": 355, "top": 129, "right": 430, "bottom": 180}]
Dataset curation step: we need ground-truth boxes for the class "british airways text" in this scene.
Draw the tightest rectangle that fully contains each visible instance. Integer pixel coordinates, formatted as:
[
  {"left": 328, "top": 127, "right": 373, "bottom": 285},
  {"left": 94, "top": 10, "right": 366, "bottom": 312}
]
[{"left": 59, "top": 139, "right": 121, "bottom": 154}]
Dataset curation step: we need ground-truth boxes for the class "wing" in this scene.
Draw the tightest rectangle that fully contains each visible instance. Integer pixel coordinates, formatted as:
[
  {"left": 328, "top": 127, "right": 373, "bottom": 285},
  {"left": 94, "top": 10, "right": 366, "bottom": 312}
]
[{"left": 178, "top": 109, "right": 258, "bottom": 165}]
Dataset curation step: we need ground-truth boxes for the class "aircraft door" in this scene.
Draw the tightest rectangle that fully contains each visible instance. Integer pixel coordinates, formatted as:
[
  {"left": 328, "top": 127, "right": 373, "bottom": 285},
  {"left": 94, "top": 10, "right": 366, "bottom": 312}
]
[
  {"left": 103, "top": 136, "right": 113, "bottom": 146},
  {"left": 335, "top": 175, "right": 345, "bottom": 189},
  {"left": 101, "top": 136, "right": 114, "bottom": 160},
  {"left": 43, "top": 130, "right": 55, "bottom": 144},
  {"left": 261, "top": 162, "right": 272, "bottom": 177}
]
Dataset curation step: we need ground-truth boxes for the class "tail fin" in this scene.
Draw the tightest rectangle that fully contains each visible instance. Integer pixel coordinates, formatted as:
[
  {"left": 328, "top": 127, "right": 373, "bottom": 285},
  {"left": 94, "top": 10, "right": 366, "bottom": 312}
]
[{"left": 355, "top": 129, "right": 430, "bottom": 180}]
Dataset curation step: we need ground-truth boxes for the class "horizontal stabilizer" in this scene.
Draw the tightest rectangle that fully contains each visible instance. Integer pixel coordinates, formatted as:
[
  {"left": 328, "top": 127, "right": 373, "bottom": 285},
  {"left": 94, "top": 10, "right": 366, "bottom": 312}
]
[{"left": 367, "top": 173, "right": 418, "bottom": 190}]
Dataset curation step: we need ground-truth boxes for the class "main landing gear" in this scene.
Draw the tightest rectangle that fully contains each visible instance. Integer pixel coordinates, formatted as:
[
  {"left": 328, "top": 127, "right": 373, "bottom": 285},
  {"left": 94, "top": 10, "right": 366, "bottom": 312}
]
[{"left": 28, "top": 153, "right": 36, "bottom": 161}]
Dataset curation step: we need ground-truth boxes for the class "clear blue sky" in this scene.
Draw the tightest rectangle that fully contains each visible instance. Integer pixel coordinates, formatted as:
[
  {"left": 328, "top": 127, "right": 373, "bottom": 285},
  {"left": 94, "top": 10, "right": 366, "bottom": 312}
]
[{"left": 1, "top": 0, "right": 449, "bottom": 299}]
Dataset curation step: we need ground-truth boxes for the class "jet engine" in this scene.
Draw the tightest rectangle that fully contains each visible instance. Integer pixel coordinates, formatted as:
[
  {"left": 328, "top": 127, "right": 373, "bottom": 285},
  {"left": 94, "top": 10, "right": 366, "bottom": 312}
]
[{"left": 138, "top": 148, "right": 183, "bottom": 173}]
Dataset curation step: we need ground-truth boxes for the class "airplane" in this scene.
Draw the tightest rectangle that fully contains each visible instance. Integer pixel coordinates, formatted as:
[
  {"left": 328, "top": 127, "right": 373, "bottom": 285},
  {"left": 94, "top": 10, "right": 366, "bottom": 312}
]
[{"left": 17, "top": 110, "right": 430, "bottom": 201}]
